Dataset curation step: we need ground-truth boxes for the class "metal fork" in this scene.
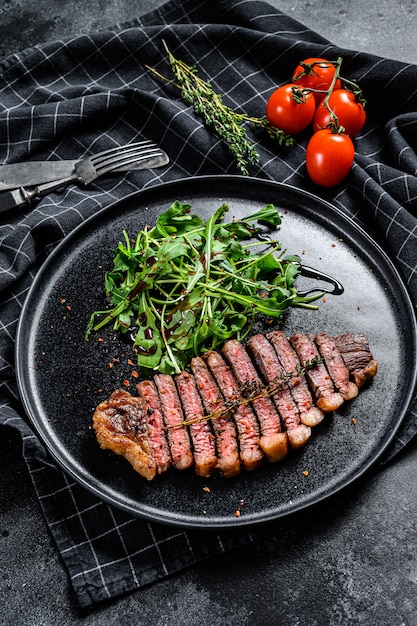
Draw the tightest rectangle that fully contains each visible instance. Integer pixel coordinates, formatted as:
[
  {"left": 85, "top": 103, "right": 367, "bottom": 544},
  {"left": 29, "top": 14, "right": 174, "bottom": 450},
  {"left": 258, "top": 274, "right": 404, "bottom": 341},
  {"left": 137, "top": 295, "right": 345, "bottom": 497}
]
[
  {"left": 0, "top": 140, "right": 169, "bottom": 191},
  {"left": 0, "top": 141, "right": 169, "bottom": 215},
  {"left": 71, "top": 140, "right": 168, "bottom": 184}
]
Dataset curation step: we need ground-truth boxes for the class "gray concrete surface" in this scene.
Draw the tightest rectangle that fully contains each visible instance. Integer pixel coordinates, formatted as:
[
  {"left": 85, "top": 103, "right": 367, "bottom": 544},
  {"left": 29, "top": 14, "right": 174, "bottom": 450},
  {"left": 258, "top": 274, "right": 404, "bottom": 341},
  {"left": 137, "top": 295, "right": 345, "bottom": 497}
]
[
  {"left": 1, "top": 1, "right": 417, "bottom": 625},
  {"left": 0, "top": 0, "right": 414, "bottom": 64}
]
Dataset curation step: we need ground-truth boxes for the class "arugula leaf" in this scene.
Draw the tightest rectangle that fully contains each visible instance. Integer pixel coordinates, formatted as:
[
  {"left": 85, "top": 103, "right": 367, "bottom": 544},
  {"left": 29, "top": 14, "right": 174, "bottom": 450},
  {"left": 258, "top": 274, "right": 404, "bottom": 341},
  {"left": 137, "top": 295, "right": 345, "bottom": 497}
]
[
  {"left": 241, "top": 203, "right": 282, "bottom": 227},
  {"left": 85, "top": 201, "right": 323, "bottom": 373},
  {"left": 149, "top": 201, "right": 203, "bottom": 238}
]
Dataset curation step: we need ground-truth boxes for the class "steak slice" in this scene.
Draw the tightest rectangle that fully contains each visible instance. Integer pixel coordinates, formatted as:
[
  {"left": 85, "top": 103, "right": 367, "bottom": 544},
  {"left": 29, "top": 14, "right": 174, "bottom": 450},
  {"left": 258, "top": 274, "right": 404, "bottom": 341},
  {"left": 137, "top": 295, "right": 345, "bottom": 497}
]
[
  {"left": 154, "top": 374, "right": 194, "bottom": 471},
  {"left": 92, "top": 389, "right": 156, "bottom": 481},
  {"left": 333, "top": 333, "right": 379, "bottom": 388},
  {"left": 136, "top": 379, "right": 172, "bottom": 475},
  {"left": 314, "top": 332, "right": 359, "bottom": 400},
  {"left": 205, "top": 350, "right": 264, "bottom": 472},
  {"left": 175, "top": 371, "right": 217, "bottom": 478},
  {"left": 222, "top": 339, "right": 288, "bottom": 462},
  {"left": 290, "top": 333, "right": 344, "bottom": 412},
  {"left": 191, "top": 356, "right": 241, "bottom": 478},
  {"left": 247, "top": 334, "right": 311, "bottom": 449},
  {"left": 267, "top": 330, "right": 324, "bottom": 427}
]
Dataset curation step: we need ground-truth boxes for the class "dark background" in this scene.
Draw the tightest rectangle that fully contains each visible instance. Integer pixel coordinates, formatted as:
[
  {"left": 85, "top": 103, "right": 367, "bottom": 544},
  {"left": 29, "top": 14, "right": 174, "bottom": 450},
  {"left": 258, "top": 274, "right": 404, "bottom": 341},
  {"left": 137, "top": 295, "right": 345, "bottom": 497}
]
[
  {"left": 0, "top": 0, "right": 414, "bottom": 64},
  {"left": 2, "top": 1, "right": 417, "bottom": 625}
]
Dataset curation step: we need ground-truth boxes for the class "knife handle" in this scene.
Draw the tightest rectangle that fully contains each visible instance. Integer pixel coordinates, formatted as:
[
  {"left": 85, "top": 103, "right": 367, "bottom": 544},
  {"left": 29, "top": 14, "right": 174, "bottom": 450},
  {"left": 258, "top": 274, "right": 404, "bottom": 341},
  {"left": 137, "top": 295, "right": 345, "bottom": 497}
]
[
  {"left": 0, "top": 187, "right": 32, "bottom": 215},
  {"left": 0, "top": 177, "right": 77, "bottom": 218},
  {"left": 0, "top": 182, "right": 64, "bottom": 217}
]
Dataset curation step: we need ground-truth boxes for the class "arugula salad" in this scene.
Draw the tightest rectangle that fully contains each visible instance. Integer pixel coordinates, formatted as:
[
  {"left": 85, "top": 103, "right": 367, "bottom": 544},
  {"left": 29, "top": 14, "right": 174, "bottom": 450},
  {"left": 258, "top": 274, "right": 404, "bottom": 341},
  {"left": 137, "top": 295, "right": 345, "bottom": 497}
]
[{"left": 85, "top": 201, "right": 321, "bottom": 374}]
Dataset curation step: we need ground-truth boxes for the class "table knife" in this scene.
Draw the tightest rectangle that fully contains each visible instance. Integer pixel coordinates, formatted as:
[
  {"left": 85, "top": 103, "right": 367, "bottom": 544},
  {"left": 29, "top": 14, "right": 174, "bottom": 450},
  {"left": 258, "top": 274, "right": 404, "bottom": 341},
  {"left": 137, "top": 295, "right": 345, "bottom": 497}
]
[
  {"left": 0, "top": 149, "right": 168, "bottom": 191},
  {"left": 0, "top": 152, "right": 169, "bottom": 216}
]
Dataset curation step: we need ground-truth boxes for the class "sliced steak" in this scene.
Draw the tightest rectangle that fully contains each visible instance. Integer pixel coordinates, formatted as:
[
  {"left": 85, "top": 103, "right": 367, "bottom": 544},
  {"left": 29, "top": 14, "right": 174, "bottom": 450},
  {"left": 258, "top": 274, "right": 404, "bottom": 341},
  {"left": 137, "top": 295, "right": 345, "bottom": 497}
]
[
  {"left": 222, "top": 339, "right": 288, "bottom": 462},
  {"left": 205, "top": 350, "right": 264, "bottom": 472},
  {"left": 136, "top": 379, "right": 172, "bottom": 474},
  {"left": 333, "top": 333, "right": 379, "bottom": 388},
  {"left": 94, "top": 329, "right": 378, "bottom": 481},
  {"left": 92, "top": 389, "right": 156, "bottom": 480},
  {"left": 247, "top": 334, "right": 311, "bottom": 449},
  {"left": 267, "top": 330, "right": 324, "bottom": 427},
  {"left": 175, "top": 371, "right": 217, "bottom": 478},
  {"left": 191, "top": 356, "right": 241, "bottom": 478},
  {"left": 153, "top": 373, "right": 194, "bottom": 471},
  {"left": 290, "top": 333, "right": 344, "bottom": 412},
  {"left": 314, "top": 332, "right": 359, "bottom": 400}
]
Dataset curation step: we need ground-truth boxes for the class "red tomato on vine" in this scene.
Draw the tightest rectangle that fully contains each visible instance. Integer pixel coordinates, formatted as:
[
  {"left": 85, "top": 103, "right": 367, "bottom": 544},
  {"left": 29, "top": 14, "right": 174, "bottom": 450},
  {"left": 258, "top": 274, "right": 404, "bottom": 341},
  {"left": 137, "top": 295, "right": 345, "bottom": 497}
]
[
  {"left": 292, "top": 57, "right": 342, "bottom": 105},
  {"left": 313, "top": 89, "right": 366, "bottom": 136},
  {"left": 266, "top": 84, "right": 315, "bottom": 135},
  {"left": 306, "top": 129, "right": 354, "bottom": 187}
]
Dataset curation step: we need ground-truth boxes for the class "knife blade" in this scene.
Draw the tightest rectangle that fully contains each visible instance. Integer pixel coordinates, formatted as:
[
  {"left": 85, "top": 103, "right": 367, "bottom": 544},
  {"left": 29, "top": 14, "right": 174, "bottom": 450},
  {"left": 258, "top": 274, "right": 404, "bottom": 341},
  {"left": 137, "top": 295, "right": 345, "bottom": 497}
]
[{"left": 0, "top": 150, "right": 169, "bottom": 191}]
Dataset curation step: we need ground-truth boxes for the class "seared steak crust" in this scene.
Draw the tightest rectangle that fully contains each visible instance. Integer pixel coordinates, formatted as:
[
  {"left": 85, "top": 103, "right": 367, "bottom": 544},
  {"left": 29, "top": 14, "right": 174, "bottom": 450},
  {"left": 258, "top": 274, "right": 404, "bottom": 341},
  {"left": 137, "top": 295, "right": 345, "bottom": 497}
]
[
  {"left": 222, "top": 339, "right": 288, "bottom": 462},
  {"left": 92, "top": 389, "right": 156, "bottom": 481},
  {"left": 175, "top": 371, "right": 217, "bottom": 477},
  {"left": 205, "top": 350, "right": 264, "bottom": 472},
  {"left": 333, "top": 333, "right": 379, "bottom": 388},
  {"left": 247, "top": 334, "right": 311, "bottom": 449}
]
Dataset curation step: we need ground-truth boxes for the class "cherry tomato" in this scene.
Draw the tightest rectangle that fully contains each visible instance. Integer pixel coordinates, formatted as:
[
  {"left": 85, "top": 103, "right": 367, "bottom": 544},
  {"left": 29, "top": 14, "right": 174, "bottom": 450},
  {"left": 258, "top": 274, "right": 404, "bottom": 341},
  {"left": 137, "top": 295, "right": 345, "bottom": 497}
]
[
  {"left": 313, "top": 89, "right": 366, "bottom": 136},
  {"left": 266, "top": 84, "right": 316, "bottom": 135},
  {"left": 306, "top": 129, "right": 354, "bottom": 187},
  {"left": 292, "top": 57, "right": 342, "bottom": 105}
]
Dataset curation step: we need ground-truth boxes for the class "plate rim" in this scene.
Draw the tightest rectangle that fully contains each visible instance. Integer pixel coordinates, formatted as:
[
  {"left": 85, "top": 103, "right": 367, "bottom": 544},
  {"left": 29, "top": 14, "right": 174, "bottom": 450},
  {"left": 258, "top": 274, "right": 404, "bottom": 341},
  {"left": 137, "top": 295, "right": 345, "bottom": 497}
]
[{"left": 15, "top": 175, "right": 417, "bottom": 528}]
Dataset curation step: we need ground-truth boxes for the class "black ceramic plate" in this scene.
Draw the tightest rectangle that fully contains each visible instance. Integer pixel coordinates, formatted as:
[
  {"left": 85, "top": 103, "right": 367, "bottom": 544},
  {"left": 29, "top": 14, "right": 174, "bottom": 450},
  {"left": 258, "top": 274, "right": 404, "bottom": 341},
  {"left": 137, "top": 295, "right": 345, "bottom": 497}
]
[{"left": 16, "top": 176, "right": 417, "bottom": 528}]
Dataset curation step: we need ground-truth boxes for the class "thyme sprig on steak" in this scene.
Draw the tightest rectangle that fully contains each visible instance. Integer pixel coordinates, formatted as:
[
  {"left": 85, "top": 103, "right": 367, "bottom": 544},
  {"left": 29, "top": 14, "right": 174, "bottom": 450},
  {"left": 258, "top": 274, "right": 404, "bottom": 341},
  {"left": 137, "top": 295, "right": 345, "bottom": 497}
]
[{"left": 170, "top": 355, "right": 323, "bottom": 429}]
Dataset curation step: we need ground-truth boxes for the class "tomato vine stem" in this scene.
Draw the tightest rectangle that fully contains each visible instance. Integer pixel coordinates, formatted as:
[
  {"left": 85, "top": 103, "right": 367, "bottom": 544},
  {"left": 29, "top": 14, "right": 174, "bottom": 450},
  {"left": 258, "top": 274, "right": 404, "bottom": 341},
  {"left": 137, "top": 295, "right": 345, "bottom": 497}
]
[{"left": 306, "top": 57, "right": 366, "bottom": 134}]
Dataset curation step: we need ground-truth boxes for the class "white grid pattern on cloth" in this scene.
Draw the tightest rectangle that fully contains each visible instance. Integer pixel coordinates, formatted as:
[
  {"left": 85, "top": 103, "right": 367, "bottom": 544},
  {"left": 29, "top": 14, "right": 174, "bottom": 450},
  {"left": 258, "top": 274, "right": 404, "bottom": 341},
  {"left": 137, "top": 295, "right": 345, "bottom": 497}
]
[
  {"left": 20, "top": 428, "right": 261, "bottom": 606},
  {"left": 1, "top": 0, "right": 417, "bottom": 609}
]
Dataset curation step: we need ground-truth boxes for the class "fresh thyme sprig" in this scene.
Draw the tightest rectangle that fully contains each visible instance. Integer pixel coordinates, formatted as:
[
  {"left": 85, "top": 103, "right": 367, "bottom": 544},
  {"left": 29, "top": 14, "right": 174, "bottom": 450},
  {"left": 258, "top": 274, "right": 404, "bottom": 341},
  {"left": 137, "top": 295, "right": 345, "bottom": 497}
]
[{"left": 146, "top": 41, "right": 294, "bottom": 175}]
